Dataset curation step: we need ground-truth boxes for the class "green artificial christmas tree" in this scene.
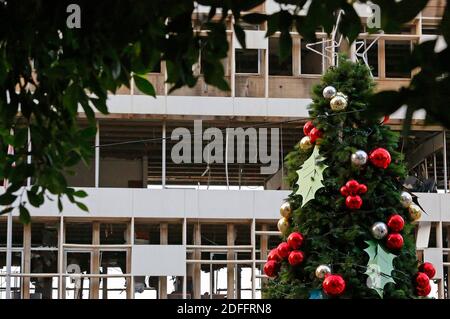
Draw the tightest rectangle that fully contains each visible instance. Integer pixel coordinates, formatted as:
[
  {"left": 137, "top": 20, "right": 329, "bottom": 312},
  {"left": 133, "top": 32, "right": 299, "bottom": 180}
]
[{"left": 263, "top": 57, "right": 436, "bottom": 299}]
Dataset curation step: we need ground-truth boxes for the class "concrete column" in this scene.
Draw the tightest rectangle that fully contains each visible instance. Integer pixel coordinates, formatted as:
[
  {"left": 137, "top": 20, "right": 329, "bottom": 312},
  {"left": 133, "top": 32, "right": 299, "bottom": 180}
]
[
  {"left": 193, "top": 223, "right": 201, "bottom": 299},
  {"left": 91, "top": 222, "right": 100, "bottom": 299},
  {"left": 159, "top": 223, "right": 168, "bottom": 299},
  {"left": 227, "top": 224, "right": 235, "bottom": 299}
]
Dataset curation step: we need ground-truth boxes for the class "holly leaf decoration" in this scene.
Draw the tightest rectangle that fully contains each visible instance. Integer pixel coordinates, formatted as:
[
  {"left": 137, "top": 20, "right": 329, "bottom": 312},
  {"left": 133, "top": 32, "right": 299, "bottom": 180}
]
[
  {"left": 295, "top": 146, "right": 328, "bottom": 207},
  {"left": 364, "top": 240, "right": 397, "bottom": 298}
]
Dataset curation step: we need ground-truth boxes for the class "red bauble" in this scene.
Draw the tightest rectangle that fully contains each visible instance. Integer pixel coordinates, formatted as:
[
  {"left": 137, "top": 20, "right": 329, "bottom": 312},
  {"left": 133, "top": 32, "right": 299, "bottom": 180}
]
[
  {"left": 288, "top": 250, "right": 304, "bottom": 266},
  {"left": 322, "top": 274, "right": 346, "bottom": 297},
  {"left": 416, "top": 283, "right": 431, "bottom": 297},
  {"left": 369, "top": 148, "right": 391, "bottom": 169},
  {"left": 386, "top": 233, "right": 404, "bottom": 250},
  {"left": 345, "top": 180, "right": 360, "bottom": 195},
  {"left": 416, "top": 272, "right": 430, "bottom": 288},
  {"left": 287, "top": 232, "right": 304, "bottom": 250},
  {"left": 309, "top": 128, "right": 323, "bottom": 143},
  {"left": 419, "top": 262, "right": 436, "bottom": 279},
  {"left": 303, "top": 121, "right": 314, "bottom": 136},
  {"left": 277, "top": 242, "right": 291, "bottom": 259},
  {"left": 387, "top": 214, "right": 405, "bottom": 232},
  {"left": 345, "top": 195, "right": 362, "bottom": 210},
  {"left": 267, "top": 248, "right": 281, "bottom": 263},
  {"left": 263, "top": 260, "right": 279, "bottom": 278},
  {"left": 340, "top": 186, "right": 349, "bottom": 196},
  {"left": 358, "top": 184, "right": 368, "bottom": 195}
]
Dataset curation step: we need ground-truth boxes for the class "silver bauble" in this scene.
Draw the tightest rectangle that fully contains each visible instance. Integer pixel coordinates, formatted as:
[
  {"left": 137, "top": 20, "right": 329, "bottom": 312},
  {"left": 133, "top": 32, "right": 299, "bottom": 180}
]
[
  {"left": 371, "top": 222, "right": 388, "bottom": 240},
  {"left": 315, "top": 264, "right": 332, "bottom": 279},
  {"left": 400, "top": 191, "right": 413, "bottom": 208},
  {"left": 330, "top": 92, "right": 348, "bottom": 111},
  {"left": 322, "top": 86, "right": 337, "bottom": 99},
  {"left": 351, "top": 150, "right": 368, "bottom": 166}
]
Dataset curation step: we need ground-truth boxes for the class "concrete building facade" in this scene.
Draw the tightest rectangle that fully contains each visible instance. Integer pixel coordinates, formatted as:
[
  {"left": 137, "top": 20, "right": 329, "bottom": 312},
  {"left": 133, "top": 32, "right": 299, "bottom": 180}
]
[{"left": 0, "top": 1, "right": 449, "bottom": 299}]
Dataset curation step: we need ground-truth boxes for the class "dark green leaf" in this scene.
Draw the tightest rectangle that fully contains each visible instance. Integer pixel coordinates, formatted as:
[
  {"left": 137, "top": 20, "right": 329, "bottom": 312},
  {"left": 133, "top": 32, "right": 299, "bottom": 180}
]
[
  {"left": 133, "top": 74, "right": 156, "bottom": 97},
  {"left": 234, "top": 23, "right": 246, "bottom": 49},
  {"left": 19, "top": 205, "right": 30, "bottom": 224}
]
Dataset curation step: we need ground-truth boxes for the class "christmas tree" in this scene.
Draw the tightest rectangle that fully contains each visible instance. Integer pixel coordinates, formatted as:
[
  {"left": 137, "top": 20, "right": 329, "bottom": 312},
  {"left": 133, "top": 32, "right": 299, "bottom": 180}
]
[{"left": 263, "top": 57, "right": 436, "bottom": 299}]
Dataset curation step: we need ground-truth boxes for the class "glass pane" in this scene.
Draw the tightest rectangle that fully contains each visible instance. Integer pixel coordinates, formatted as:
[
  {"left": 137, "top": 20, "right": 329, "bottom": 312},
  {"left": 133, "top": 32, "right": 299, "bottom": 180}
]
[
  {"left": 385, "top": 40, "right": 411, "bottom": 78},
  {"left": 65, "top": 223, "right": 92, "bottom": 244},
  {"left": 301, "top": 40, "right": 322, "bottom": 74},
  {"left": 100, "top": 223, "right": 128, "bottom": 245},
  {"left": 236, "top": 49, "right": 259, "bottom": 74},
  {"left": 0, "top": 251, "right": 22, "bottom": 299},
  {"left": 31, "top": 222, "right": 58, "bottom": 248},
  {"left": 31, "top": 250, "right": 58, "bottom": 273},
  {"left": 269, "top": 38, "right": 292, "bottom": 76},
  {"left": 0, "top": 221, "right": 23, "bottom": 247},
  {"left": 29, "top": 277, "right": 58, "bottom": 299}
]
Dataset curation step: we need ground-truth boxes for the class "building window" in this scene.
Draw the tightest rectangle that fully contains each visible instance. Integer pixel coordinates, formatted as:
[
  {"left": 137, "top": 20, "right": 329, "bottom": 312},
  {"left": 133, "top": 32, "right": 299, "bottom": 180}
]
[
  {"left": 269, "top": 38, "right": 292, "bottom": 76},
  {"left": 357, "top": 40, "right": 379, "bottom": 77},
  {"left": 422, "top": 25, "right": 439, "bottom": 35},
  {"left": 301, "top": 40, "right": 323, "bottom": 75},
  {"left": 385, "top": 40, "right": 411, "bottom": 78},
  {"left": 235, "top": 49, "right": 259, "bottom": 74}
]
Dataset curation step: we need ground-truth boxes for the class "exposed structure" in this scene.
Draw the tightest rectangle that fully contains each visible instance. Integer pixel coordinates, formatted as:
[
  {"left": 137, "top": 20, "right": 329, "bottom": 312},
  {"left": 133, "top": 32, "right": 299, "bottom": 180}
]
[{"left": 0, "top": 1, "right": 448, "bottom": 299}]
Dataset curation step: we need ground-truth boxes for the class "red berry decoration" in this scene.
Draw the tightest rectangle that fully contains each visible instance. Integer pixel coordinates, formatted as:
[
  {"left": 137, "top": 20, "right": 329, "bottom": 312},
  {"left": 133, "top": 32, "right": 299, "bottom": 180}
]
[
  {"left": 303, "top": 121, "right": 314, "bottom": 136},
  {"left": 277, "top": 242, "right": 291, "bottom": 259},
  {"left": 416, "top": 283, "right": 431, "bottom": 297},
  {"left": 387, "top": 214, "right": 404, "bottom": 232},
  {"left": 287, "top": 232, "right": 304, "bottom": 250},
  {"left": 416, "top": 272, "right": 430, "bottom": 288},
  {"left": 322, "top": 274, "right": 346, "bottom": 297},
  {"left": 419, "top": 262, "right": 436, "bottom": 279},
  {"left": 309, "top": 128, "right": 323, "bottom": 143},
  {"left": 345, "top": 180, "right": 360, "bottom": 195},
  {"left": 340, "top": 186, "right": 349, "bottom": 196},
  {"left": 288, "top": 251, "right": 304, "bottom": 266},
  {"left": 358, "top": 184, "right": 368, "bottom": 194},
  {"left": 267, "top": 248, "right": 281, "bottom": 263},
  {"left": 386, "top": 233, "right": 404, "bottom": 250},
  {"left": 264, "top": 260, "right": 279, "bottom": 278},
  {"left": 369, "top": 148, "right": 391, "bottom": 169},
  {"left": 346, "top": 195, "right": 363, "bottom": 210}
]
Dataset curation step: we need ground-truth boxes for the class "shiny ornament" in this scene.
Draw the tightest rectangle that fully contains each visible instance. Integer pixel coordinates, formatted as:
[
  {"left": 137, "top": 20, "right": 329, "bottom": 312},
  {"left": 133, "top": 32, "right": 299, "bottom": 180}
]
[
  {"left": 416, "top": 284, "right": 431, "bottom": 297},
  {"left": 330, "top": 92, "right": 348, "bottom": 111},
  {"left": 386, "top": 233, "right": 404, "bottom": 250},
  {"left": 322, "top": 274, "right": 346, "bottom": 297},
  {"left": 288, "top": 251, "right": 304, "bottom": 266},
  {"left": 264, "top": 260, "right": 279, "bottom": 278},
  {"left": 371, "top": 222, "right": 388, "bottom": 240},
  {"left": 277, "top": 217, "right": 290, "bottom": 234},
  {"left": 358, "top": 184, "right": 368, "bottom": 194},
  {"left": 419, "top": 262, "right": 436, "bottom": 279},
  {"left": 408, "top": 204, "right": 422, "bottom": 221},
  {"left": 277, "top": 242, "right": 291, "bottom": 259},
  {"left": 322, "top": 86, "right": 337, "bottom": 99},
  {"left": 315, "top": 265, "right": 332, "bottom": 279},
  {"left": 416, "top": 272, "right": 430, "bottom": 288},
  {"left": 267, "top": 249, "right": 281, "bottom": 263},
  {"left": 387, "top": 214, "right": 404, "bottom": 232},
  {"left": 400, "top": 191, "right": 413, "bottom": 208},
  {"left": 346, "top": 195, "right": 363, "bottom": 210},
  {"left": 309, "top": 128, "right": 323, "bottom": 143},
  {"left": 303, "top": 121, "right": 314, "bottom": 136},
  {"left": 369, "top": 148, "right": 391, "bottom": 169},
  {"left": 279, "top": 202, "right": 292, "bottom": 218},
  {"left": 299, "top": 136, "right": 313, "bottom": 150},
  {"left": 287, "top": 232, "right": 304, "bottom": 250},
  {"left": 346, "top": 180, "right": 360, "bottom": 195},
  {"left": 340, "top": 186, "right": 349, "bottom": 196},
  {"left": 351, "top": 150, "right": 368, "bottom": 167}
]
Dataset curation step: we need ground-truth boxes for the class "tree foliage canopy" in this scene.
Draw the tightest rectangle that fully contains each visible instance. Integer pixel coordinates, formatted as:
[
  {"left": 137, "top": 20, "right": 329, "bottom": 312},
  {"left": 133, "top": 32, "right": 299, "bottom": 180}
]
[{"left": 0, "top": 0, "right": 449, "bottom": 221}]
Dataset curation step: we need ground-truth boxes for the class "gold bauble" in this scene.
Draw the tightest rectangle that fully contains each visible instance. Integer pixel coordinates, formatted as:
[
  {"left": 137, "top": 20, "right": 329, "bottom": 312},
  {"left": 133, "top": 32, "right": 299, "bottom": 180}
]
[
  {"left": 408, "top": 204, "right": 422, "bottom": 221},
  {"left": 330, "top": 92, "right": 348, "bottom": 111},
  {"left": 299, "top": 136, "right": 313, "bottom": 151},
  {"left": 280, "top": 202, "right": 292, "bottom": 218},
  {"left": 277, "top": 217, "right": 290, "bottom": 234}
]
